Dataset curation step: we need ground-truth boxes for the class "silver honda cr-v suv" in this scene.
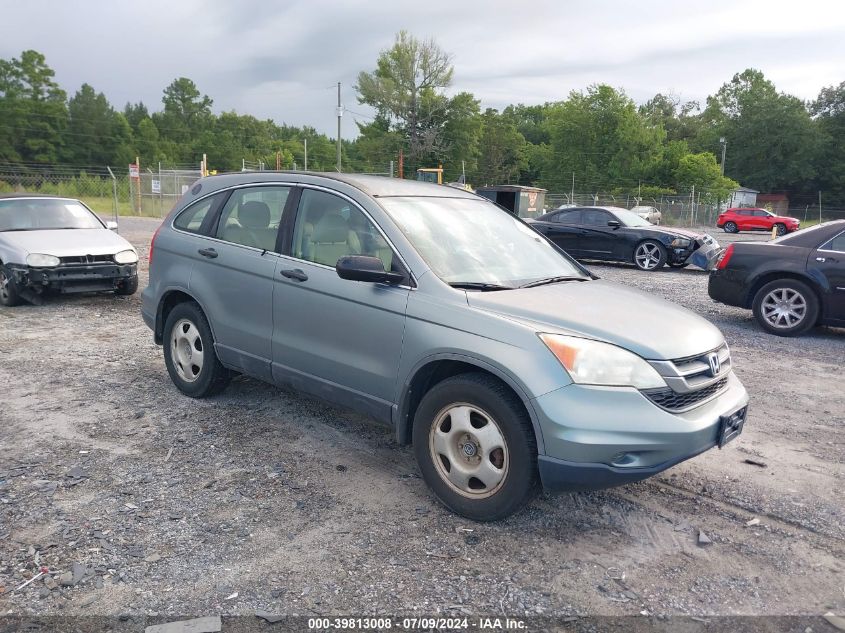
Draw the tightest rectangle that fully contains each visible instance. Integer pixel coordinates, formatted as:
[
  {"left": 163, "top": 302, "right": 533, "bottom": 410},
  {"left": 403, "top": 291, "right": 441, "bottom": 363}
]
[{"left": 142, "top": 172, "right": 748, "bottom": 520}]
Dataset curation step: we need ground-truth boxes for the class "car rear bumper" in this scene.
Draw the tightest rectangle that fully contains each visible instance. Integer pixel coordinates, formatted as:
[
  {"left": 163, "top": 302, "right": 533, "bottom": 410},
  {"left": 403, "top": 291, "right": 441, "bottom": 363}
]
[
  {"left": 708, "top": 269, "right": 747, "bottom": 307},
  {"left": 10, "top": 263, "right": 137, "bottom": 294},
  {"left": 532, "top": 371, "right": 749, "bottom": 492}
]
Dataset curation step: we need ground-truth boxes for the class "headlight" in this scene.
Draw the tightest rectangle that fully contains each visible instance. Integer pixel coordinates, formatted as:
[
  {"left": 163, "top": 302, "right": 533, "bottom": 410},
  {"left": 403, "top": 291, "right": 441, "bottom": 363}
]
[
  {"left": 114, "top": 249, "right": 138, "bottom": 264},
  {"left": 670, "top": 237, "right": 691, "bottom": 248},
  {"left": 539, "top": 333, "right": 666, "bottom": 389},
  {"left": 26, "top": 253, "right": 60, "bottom": 267}
]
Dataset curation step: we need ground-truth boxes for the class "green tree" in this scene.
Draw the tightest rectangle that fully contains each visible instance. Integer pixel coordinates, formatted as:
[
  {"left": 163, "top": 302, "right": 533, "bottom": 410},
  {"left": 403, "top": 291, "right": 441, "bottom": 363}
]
[
  {"left": 440, "top": 92, "right": 482, "bottom": 183},
  {"left": 697, "top": 69, "right": 819, "bottom": 192},
  {"left": 640, "top": 93, "right": 702, "bottom": 143},
  {"left": 64, "top": 83, "right": 131, "bottom": 165},
  {"left": 356, "top": 30, "right": 454, "bottom": 173},
  {"left": 542, "top": 85, "right": 664, "bottom": 191},
  {"left": 811, "top": 81, "right": 845, "bottom": 206},
  {"left": 674, "top": 152, "right": 738, "bottom": 198},
  {"left": 477, "top": 108, "right": 526, "bottom": 185},
  {"left": 154, "top": 77, "right": 213, "bottom": 161},
  {"left": 0, "top": 50, "right": 67, "bottom": 163}
]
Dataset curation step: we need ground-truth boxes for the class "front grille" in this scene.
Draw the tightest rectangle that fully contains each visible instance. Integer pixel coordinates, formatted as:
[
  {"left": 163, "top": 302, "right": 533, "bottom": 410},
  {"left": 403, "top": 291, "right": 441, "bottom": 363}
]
[
  {"left": 644, "top": 377, "right": 729, "bottom": 412},
  {"left": 59, "top": 254, "right": 114, "bottom": 265}
]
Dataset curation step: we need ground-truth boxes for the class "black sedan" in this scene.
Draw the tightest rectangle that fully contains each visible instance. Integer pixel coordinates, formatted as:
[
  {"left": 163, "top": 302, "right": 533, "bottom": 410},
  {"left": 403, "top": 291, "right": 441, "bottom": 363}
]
[
  {"left": 528, "top": 206, "right": 720, "bottom": 271},
  {"left": 708, "top": 220, "right": 845, "bottom": 336}
]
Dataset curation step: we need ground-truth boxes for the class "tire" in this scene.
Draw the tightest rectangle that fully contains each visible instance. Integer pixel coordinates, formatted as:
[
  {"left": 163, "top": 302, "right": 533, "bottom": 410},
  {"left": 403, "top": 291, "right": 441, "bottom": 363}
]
[
  {"left": 774, "top": 223, "right": 787, "bottom": 236},
  {"left": 413, "top": 372, "right": 538, "bottom": 521},
  {"left": 752, "top": 279, "right": 819, "bottom": 337},
  {"left": 115, "top": 275, "right": 138, "bottom": 296},
  {"left": 163, "top": 301, "right": 231, "bottom": 397},
  {"left": 633, "top": 240, "right": 667, "bottom": 271},
  {"left": 0, "top": 265, "right": 22, "bottom": 307},
  {"left": 724, "top": 221, "right": 738, "bottom": 234}
]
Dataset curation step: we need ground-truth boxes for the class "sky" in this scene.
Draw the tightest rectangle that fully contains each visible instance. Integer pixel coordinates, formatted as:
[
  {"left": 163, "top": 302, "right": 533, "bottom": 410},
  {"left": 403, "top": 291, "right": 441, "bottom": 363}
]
[{"left": 2, "top": 0, "right": 844, "bottom": 138}]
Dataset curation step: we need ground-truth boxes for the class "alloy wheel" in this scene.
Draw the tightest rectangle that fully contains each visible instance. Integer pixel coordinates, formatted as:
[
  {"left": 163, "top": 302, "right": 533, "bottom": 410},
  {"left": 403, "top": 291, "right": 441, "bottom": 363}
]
[
  {"left": 0, "top": 270, "right": 9, "bottom": 302},
  {"left": 170, "top": 318, "right": 205, "bottom": 383},
  {"left": 429, "top": 404, "right": 509, "bottom": 499},
  {"left": 761, "top": 288, "right": 806, "bottom": 329},
  {"left": 635, "top": 243, "right": 662, "bottom": 270}
]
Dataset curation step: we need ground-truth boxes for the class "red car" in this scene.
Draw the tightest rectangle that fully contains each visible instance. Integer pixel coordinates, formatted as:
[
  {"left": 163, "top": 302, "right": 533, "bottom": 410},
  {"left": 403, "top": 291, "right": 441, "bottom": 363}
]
[{"left": 716, "top": 207, "right": 800, "bottom": 236}]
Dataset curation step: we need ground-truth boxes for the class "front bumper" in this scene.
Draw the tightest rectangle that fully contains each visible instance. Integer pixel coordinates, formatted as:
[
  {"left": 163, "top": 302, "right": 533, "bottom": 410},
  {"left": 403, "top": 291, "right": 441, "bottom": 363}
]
[
  {"left": 10, "top": 263, "right": 137, "bottom": 294},
  {"left": 533, "top": 371, "right": 749, "bottom": 491},
  {"left": 671, "top": 234, "right": 721, "bottom": 269}
]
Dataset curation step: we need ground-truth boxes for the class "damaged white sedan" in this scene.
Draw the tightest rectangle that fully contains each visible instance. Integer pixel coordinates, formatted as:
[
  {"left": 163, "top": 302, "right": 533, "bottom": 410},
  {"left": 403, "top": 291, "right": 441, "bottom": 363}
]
[{"left": 0, "top": 194, "right": 138, "bottom": 306}]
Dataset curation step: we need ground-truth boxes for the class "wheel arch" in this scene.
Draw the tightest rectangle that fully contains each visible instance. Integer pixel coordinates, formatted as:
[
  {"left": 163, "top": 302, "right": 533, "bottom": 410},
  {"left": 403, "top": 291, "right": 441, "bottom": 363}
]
[
  {"left": 745, "top": 271, "right": 824, "bottom": 309},
  {"left": 395, "top": 354, "right": 545, "bottom": 455},
  {"left": 155, "top": 288, "right": 216, "bottom": 345}
]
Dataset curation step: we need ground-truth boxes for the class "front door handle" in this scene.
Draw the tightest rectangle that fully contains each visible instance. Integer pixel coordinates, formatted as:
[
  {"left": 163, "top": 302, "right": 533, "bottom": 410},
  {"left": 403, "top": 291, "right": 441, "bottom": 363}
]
[
  {"left": 815, "top": 257, "right": 826, "bottom": 263},
  {"left": 198, "top": 248, "right": 218, "bottom": 258},
  {"left": 280, "top": 268, "right": 308, "bottom": 282}
]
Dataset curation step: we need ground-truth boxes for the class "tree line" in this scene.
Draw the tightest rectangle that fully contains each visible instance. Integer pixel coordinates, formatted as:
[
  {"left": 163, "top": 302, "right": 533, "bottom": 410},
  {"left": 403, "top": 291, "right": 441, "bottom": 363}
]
[{"left": 1, "top": 36, "right": 843, "bottom": 208}]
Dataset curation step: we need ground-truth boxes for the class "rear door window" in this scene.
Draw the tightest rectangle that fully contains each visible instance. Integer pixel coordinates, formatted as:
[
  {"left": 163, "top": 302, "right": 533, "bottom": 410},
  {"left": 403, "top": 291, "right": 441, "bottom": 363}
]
[
  {"left": 555, "top": 210, "right": 582, "bottom": 224},
  {"left": 215, "top": 187, "right": 290, "bottom": 252},
  {"left": 581, "top": 209, "right": 611, "bottom": 226}
]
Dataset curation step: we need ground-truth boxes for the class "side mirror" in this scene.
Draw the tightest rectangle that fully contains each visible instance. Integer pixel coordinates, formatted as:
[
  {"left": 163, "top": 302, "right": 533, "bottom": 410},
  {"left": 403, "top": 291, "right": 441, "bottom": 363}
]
[
  {"left": 336, "top": 255, "right": 404, "bottom": 285},
  {"left": 106, "top": 221, "right": 118, "bottom": 231},
  {"left": 607, "top": 220, "right": 621, "bottom": 229}
]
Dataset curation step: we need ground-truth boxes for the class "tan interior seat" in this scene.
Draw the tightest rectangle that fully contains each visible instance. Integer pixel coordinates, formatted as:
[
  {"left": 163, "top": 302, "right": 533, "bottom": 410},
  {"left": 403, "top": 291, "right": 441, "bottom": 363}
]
[
  {"left": 306, "top": 213, "right": 361, "bottom": 266},
  {"left": 221, "top": 201, "right": 277, "bottom": 250}
]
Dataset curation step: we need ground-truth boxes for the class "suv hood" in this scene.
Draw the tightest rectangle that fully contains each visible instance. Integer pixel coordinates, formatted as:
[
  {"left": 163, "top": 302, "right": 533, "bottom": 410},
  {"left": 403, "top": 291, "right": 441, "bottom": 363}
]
[
  {"left": 467, "top": 280, "right": 724, "bottom": 361},
  {"left": 0, "top": 229, "right": 133, "bottom": 257}
]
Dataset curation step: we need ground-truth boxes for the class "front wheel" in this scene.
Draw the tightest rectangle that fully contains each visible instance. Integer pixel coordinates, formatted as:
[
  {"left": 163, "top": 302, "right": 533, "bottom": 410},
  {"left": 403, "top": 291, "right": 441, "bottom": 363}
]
[
  {"left": 0, "top": 266, "right": 22, "bottom": 307},
  {"left": 163, "top": 302, "right": 231, "bottom": 397},
  {"left": 723, "top": 221, "right": 738, "bottom": 233},
  {"left": 633, "top": 241, "right": 667, "bottom": 271},
  {"left": 413, "top": 373, "right": 538, "bottom": 521},
  {"left": 774, "top": 223, "right": 787, "bottom": 236},
  {"left": 752, "top": 279, "right": 819, "bottom": 337}
]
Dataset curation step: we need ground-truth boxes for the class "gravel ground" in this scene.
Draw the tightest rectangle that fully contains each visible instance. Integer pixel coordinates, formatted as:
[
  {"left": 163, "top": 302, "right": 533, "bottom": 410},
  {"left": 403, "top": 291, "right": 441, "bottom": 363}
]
[{"left": 1, "top": 218, "right": 843, "bottom": 626}]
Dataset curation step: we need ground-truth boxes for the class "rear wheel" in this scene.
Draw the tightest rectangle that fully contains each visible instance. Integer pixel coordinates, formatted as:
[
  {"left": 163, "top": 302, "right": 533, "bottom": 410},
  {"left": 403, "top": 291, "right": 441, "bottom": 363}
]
[
  {"left": 752, "top": 279, "right": 819, "bottom": 337},
  {"left": 413, "top": 373, "right": 538, "bottom": 521},
  {"left": 0, "top": 266, "right": 21, "bottom": 307},
  {"left": 774, "top": 223, "right": 787, "bottom": 236},
  {"left": 633, "top": 240, "right": 667, "bottom": 271},
  {"left": 163, "top": 302, "right": 231, "bottom": 397},
  {"left": 724, "top": 221, "right": 738, "bottom": 234}
]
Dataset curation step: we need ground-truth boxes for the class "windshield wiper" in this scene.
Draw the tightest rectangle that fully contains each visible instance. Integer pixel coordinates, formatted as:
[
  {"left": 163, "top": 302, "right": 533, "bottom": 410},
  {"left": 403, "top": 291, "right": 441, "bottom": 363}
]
[
  {"left": 448, "top": 282, "right": 514, "bottom": 292},
  {"left": 519, "top": 275, "right": 589, "bottom": 289}
]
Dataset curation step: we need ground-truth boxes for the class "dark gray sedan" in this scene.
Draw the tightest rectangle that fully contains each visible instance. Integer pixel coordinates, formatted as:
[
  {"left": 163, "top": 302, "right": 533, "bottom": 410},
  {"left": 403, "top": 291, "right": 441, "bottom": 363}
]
[{"left": 142, "top": 173, "right": 748, "bottom": 520}]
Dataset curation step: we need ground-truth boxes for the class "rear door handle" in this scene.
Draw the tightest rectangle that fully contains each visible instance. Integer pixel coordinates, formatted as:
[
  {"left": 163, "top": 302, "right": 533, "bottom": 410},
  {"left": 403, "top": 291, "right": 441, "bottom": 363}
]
[
  {"left": 198, "top": 248, "right": 218, "bottom": 259},
  {"left": 280, "top": 268, "right": 308, "bottom": 282}
]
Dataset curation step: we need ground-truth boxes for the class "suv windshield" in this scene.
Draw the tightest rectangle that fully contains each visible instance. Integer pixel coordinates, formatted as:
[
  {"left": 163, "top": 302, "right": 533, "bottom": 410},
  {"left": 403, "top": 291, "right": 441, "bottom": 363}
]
[
  {"left": 379, "top": 196, "right": 588, "bottom": 287},
  {"left": 0, "top": 198, "right": 103, "bottom": 231}
]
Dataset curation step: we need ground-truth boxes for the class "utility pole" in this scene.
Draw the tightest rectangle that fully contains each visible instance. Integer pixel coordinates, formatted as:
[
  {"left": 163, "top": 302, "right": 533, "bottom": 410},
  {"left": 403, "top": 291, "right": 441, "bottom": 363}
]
[
  {"left": 336, "top": 82, "right": 342, "bottom": 172},
  {"left": 719, "top": 137, "right": 727, "bottom": 176},
  {"left": 304, "top": 139, "right": 308, "bottom": 171},
  {"left": 398, "top": 149, "right": 404, "bottom": 179},
  {"left": 570, "top": 172, "right": 575, "bottom": 205}
]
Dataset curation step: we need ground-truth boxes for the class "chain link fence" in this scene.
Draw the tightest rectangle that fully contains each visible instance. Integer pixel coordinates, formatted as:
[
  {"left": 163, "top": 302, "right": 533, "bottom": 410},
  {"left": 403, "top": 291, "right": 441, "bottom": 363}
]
[{"left": 544, "top": 192, "right": 845, "bottom": 227}]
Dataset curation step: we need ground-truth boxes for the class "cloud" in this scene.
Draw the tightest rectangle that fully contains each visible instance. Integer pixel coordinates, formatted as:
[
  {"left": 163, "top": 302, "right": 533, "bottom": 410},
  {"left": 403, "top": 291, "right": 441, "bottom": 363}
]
[{"left": 1, "top": 0, "right": 842, "bottom": 137}]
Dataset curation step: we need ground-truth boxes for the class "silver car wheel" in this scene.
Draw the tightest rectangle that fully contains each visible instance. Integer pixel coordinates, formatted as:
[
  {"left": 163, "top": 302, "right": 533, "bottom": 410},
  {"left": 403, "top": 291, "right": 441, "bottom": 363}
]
[
  {"left": 170, "top": 318, "right": 205, "bottom": 383},
  {"left": 0, "top": 270, "right": 10, "bottom": 302},
  {"left": 429, "top": 403, "right": 509, "bottom": 499},
  {"left": 635, "top": 243, "right": 661, "bottom": 270},
  {"left": 761, "top": 288, "right": 807, "bottom": 329}
]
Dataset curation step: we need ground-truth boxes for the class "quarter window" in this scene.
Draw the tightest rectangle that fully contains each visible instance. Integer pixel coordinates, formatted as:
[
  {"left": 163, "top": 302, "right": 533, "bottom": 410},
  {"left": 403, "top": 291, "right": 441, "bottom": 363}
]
[
  {"left": 291, "top": 189, "right": 396, "bottom": 271},
  {"left": 215, "top": 187, "right": 290, "bottom": 251},
  {"left": 822, "top": 231, "right": 845, "bottom": 253},
  {"left": 173, "top": 194, "right": 219, "bottom": 233}
]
